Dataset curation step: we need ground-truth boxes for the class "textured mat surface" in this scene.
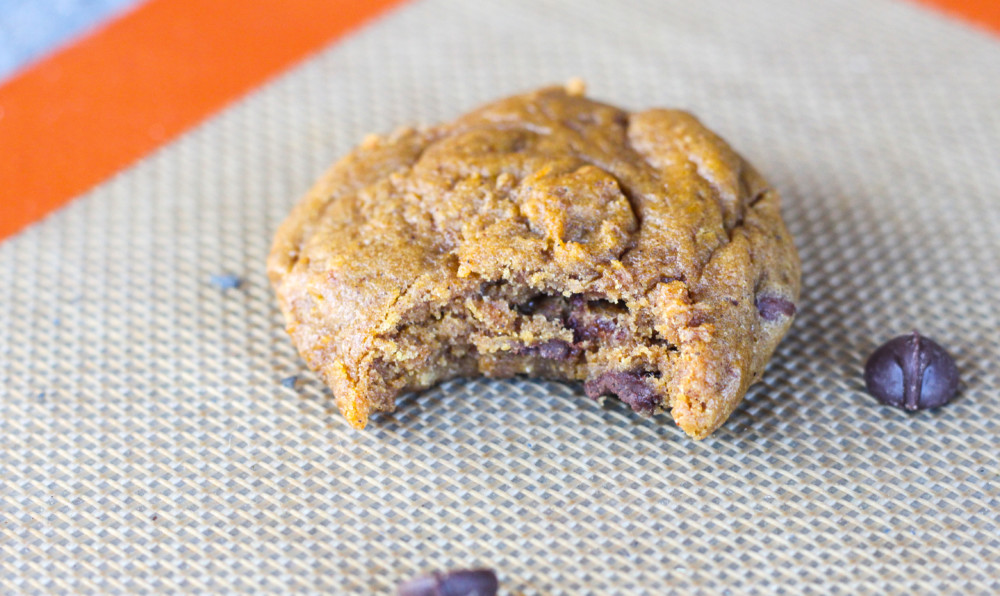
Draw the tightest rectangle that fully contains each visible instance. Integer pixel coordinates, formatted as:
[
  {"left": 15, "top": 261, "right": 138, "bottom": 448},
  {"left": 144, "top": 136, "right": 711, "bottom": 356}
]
[{"left": 2, "top": 0, "right": 999, "bottom": 592}]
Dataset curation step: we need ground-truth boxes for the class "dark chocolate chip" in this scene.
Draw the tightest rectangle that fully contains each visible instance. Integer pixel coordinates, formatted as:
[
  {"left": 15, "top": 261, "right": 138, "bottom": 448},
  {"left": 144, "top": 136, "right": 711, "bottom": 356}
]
[
  {"left": 755, "top": 294, "right": 796, "bottom": 321},
  {"left": 864, "top": 331, "right": 959, "bottom": 411},
  {"left": 566, "top": 312, "right": 619, "bottom": 343},
  {"left": 584, "top": 371, "right": 660, "bottom": 415},
  {"left": 397, "top": 569, "right": 498, "bottom": 596},
  {"left": 517, "top": 339, "right": 577, "bottom": 361},
  {"left": 566, "top": 298, "right": 630, "bottom": 343}
]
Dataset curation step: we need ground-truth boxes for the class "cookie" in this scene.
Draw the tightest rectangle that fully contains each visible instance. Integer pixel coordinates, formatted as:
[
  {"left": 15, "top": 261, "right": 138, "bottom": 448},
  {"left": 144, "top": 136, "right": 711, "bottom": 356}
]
[{"left": 268, "top": 82, "right": 800, "bottom": 439}]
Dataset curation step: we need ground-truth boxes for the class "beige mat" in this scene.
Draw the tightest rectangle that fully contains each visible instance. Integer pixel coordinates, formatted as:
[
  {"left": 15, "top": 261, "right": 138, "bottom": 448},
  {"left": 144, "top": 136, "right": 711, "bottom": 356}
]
[{"left": 2, "top": 0, "right": 999, "bottom": 592}]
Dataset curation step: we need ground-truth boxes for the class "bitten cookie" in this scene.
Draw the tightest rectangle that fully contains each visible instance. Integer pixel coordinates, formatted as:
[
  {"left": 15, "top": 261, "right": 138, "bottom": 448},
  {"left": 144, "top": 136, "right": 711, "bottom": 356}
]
[{"left": 268, "top": 82, "right": 800, "bottom": 439}]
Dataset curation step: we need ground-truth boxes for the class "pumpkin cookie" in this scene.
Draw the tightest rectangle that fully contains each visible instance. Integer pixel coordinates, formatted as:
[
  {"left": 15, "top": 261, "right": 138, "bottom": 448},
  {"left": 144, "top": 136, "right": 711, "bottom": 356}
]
[{"left": 268, "top": 82, "right": 800, "bottom": 438}]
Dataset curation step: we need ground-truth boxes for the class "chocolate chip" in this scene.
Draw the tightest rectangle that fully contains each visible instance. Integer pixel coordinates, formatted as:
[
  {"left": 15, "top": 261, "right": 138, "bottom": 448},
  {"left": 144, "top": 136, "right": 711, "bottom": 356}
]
[
  {"left": 566, "top": 298, "right": 630, "bottom": 343},
  {"left": 517, "top": 339, "right": 577, "bottom": 361},
  {"left": 864, "top": 331, "right": 959, "bottom": 411},
  {"left": 567, "top": 312, "right": 618, "bottom": 343},
  {"left": 397, "top": 569, "right": 498, "bottom": 596},
  {"left": 584, "top": 371, "right": 660, "bottom": 414},
  {"left": 755, "top": 294, "right": 796, "bottom": 321}
]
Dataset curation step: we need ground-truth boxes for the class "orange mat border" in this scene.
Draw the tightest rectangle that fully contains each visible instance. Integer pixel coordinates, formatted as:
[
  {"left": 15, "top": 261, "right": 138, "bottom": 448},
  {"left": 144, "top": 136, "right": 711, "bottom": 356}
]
[
  {"left": 911, "top": 0, "right": 1000, "bottom": 36},
  {"left": 0, "top": 0, "right": 409, "bottom": 240},
  {"left": 0, "top": 0, "right": 995, "bottom": 241}
]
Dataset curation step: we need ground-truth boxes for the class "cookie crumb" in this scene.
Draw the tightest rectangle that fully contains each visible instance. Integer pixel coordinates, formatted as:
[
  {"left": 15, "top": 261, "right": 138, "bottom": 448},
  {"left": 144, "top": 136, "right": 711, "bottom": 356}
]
[
  {"left": 210, "top": 274, "right": 242, "bottom": 290},
  {"left": 361, "top": 133, "right": 381, "bottom": 149},
  {"left": 565, "top": 77, "right": 586, "bottom": 96}
]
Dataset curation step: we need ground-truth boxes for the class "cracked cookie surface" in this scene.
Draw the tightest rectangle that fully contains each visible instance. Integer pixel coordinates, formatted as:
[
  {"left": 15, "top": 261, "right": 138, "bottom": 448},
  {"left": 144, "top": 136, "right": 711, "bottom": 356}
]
[{"left": 268, "top": 83, "right": 801, "bottom": 439}]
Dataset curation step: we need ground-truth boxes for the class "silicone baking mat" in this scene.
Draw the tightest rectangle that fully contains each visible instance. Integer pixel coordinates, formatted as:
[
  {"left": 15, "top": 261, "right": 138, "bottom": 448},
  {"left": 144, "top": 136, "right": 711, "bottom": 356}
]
[{"left": 2, "top": 0, "right": 998, "bottom": 592}]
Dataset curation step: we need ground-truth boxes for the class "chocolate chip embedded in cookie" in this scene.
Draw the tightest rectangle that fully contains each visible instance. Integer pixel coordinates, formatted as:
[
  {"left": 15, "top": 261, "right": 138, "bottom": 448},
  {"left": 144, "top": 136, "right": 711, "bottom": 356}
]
[{"left": 267, "top": 81, "right": 801, "bottom": 439}]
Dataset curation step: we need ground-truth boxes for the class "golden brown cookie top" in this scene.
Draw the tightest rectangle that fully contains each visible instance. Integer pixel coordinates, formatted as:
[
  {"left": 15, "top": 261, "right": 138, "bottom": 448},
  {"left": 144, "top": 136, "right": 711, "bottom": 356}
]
[{"left": 269, "top": 82, "right": 800, "bottom": 438}]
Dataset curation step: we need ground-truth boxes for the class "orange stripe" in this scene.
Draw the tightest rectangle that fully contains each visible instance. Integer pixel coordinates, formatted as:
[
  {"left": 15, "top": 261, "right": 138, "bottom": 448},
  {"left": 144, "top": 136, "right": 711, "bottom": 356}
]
[
  {"left": 910, "top": 0, "right": 1000, "bottom": 35},
  {"left": 0, "top": 0, "right": 409, "bottom": 240},
  {"left": 0, "top": 0, "right": 996, "bottom": 242}
]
